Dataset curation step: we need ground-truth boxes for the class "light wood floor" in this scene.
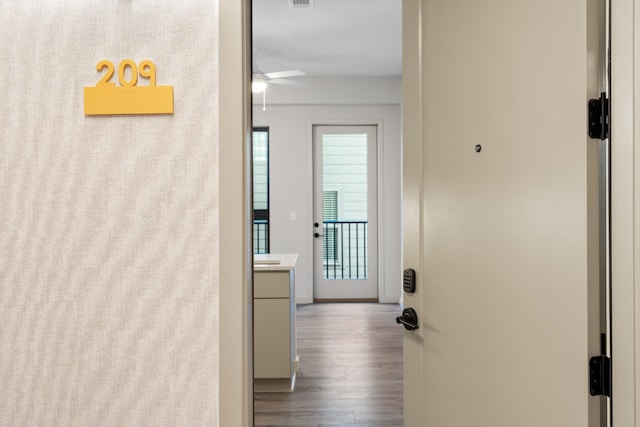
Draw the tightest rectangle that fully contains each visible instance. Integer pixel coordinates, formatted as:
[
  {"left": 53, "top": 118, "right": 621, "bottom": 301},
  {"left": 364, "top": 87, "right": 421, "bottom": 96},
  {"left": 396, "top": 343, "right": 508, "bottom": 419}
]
[{"left": 254, "top": 303, "right": 403, "bottom": 427}]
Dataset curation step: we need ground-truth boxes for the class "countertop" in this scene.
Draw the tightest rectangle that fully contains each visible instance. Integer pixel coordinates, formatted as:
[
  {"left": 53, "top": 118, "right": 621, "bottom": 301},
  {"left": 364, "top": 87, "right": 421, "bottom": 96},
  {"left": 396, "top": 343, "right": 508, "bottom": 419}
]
[{"left": 254, "top": 253, "right": 299, "bottom": 271}]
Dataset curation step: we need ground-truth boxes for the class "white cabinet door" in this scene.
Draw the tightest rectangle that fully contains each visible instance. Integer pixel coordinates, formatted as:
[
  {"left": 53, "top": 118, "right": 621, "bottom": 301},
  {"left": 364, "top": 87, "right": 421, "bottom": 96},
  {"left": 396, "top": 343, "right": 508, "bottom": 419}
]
[{"left": 254, "top": 298, "right": 291, "bottom": 379}]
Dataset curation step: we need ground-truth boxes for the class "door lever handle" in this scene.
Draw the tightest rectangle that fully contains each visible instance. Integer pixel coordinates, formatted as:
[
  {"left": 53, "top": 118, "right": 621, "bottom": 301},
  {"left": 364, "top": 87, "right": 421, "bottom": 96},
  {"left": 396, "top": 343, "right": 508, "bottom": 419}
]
[
  {"left": 314, "top": 232, "right": 323, "bottom": 238},
  {"left": 396, "top": 308, "right": 419, "bottom": 330}
]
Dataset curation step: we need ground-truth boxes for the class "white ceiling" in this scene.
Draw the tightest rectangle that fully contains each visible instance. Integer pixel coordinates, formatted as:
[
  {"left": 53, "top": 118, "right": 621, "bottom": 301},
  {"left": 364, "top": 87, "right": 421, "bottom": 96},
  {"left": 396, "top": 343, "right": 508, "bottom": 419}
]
[{"left": 252, "top": 0, "right": 402, "bottom": 77}]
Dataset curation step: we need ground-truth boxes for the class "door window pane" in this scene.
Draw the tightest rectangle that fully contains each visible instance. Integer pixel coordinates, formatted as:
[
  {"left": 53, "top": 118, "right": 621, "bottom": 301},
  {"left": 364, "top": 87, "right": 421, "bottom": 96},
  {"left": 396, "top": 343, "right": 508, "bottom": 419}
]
[
  {"left": 322, "top": 134, "right": 368, "bottom": 279},
  {"left": 253, "top": 129, "right": 269, "bottom": 254}
]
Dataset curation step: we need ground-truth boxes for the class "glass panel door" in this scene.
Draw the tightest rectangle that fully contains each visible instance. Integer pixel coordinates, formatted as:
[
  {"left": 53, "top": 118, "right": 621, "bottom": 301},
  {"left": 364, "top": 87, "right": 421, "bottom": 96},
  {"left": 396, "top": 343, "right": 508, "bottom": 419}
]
[{"left": 313, "top": 125, "right": 378, "bottom": 300}]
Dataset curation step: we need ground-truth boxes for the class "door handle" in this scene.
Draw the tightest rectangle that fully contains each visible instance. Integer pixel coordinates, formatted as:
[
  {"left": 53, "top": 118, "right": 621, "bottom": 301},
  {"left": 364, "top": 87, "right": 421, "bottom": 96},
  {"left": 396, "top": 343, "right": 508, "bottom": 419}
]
[
  {"left": 396, "top": 308, "right": 419, "bottom": 330},
  {"left": 314, "top": 232, "right": 323, "bottom": 238}
]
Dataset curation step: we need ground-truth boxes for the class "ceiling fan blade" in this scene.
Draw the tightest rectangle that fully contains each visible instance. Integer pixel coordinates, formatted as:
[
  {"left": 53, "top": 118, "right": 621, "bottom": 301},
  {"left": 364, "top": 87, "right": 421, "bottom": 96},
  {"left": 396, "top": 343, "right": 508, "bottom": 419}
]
[
  {"left": 269, "top": 78, "right": 305, "bottom": 88},
  {"left": 264, "top": 69, "right": 306, "bottom": 79}
]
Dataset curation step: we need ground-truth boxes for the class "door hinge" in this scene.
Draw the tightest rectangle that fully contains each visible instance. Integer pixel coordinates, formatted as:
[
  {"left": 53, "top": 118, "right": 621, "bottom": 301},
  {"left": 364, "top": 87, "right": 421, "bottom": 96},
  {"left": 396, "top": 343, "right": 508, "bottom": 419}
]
[
  {"left": 588, "top": 92, "right": 609, "bottom": 140},
  {"left": 589, "top": 355, "right": 611, "bottom": 397}
]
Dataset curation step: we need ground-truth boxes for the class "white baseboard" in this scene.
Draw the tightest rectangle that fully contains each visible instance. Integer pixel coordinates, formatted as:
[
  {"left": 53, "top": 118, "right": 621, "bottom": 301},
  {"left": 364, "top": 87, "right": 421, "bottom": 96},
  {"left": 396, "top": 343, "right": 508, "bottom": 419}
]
[
  {"left": 296, "top": 296, "right": 313, "bottom": 305},
  {"left": 296, "top": 296, "right": 399, "bottom": 304}
]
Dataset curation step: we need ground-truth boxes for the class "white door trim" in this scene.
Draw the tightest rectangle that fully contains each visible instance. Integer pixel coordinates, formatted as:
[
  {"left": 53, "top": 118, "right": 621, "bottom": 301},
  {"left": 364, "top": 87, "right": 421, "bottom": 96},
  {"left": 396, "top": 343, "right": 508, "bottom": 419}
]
[
  {"left": 219, "top": 0, "right": 252, "bottom": 426},
  {"left": 611, "top": 0, "right": 640, "bottom": 424},
  {"left": 306, "top": 118, "right": 389, "bottom": 302}
]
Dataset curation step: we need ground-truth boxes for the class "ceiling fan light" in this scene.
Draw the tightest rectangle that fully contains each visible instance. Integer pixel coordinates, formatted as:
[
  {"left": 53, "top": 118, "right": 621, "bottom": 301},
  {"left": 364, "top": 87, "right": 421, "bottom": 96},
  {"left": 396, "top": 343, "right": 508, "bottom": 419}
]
[{"left": 252, "top": 80, "right": 268, "bottom": 93}]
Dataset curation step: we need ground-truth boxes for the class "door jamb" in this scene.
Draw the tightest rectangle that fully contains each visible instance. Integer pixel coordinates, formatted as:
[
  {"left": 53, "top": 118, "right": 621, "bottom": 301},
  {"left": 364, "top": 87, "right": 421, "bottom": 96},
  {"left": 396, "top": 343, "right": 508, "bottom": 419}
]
[
  {"left": 610, "top": 0, "right": 640, "bottom": 424},
  {"left": 219, "top": 0, "right": 253, "bottom": 425}
]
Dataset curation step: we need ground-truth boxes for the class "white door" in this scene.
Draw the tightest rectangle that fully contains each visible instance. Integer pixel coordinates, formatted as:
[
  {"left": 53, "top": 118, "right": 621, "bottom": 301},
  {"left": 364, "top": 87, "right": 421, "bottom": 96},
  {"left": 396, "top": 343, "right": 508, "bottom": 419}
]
[
  {"left": 313, "top": 125, "right": 378, "bottom": 300},
  {"left": 402, "top": 0, "right": 604, "bottom": 425}
]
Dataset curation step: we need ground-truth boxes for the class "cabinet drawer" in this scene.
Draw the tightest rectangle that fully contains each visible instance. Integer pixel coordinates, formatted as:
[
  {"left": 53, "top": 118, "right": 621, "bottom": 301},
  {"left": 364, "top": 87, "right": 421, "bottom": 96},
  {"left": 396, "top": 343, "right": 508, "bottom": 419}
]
[{"left": 254, "top": 271, "right": 291, "bottom": 298}]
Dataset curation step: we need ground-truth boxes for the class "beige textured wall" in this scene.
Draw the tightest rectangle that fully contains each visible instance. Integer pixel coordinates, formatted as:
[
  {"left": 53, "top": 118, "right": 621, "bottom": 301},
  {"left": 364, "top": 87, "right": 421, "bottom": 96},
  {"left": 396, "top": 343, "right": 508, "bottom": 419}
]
[{"left": 0, "top": 1, "right": 219, "bottom": 425}]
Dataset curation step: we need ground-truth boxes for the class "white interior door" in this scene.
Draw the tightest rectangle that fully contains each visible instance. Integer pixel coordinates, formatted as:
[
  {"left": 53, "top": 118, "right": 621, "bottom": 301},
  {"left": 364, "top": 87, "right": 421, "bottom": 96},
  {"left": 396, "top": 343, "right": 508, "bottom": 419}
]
[
  {"left": 402, "top": 0, "right": 603, "bottom": 425},
  {"left": 313, "top": 125, "right": 378, "bottom": 300}
]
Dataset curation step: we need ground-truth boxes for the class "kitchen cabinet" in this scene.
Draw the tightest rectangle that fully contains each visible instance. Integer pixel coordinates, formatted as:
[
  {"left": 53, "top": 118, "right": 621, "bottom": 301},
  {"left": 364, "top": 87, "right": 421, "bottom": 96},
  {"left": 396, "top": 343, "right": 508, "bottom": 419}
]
[{"left": 253, "top": 254, "right": 298, "bottom": 392}]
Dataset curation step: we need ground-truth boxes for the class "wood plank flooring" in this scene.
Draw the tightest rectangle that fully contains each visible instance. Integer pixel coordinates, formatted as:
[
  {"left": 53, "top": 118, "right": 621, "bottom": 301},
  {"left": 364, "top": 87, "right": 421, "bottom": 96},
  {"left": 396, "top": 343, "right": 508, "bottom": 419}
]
[{"left": 254, "top": 303, "right": 403, "bottom": 427}]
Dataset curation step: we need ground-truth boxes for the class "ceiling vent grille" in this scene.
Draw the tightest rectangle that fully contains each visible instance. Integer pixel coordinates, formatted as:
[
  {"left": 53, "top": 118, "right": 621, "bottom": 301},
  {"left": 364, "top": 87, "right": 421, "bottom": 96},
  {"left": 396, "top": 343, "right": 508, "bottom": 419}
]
[{"left": 289, "top": 0, "right": 314, "bottom": 8}]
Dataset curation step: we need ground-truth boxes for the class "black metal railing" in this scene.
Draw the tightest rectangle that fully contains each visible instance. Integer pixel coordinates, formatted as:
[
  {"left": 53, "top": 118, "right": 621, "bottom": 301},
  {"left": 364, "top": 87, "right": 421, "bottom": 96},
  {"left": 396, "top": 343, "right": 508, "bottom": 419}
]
[
  {"left": 322, "top": 220, "right": 368, "bottom": 280},
  {"left": 253, "top": 219, "right": 269, "bottom": 254}
]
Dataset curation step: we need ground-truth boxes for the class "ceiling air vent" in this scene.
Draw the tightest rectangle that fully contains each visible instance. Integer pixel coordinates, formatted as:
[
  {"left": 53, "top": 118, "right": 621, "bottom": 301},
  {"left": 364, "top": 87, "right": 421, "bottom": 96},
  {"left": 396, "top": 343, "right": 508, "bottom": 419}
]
[{"left": 289, "top": 0, "right": 314, "bottom": 8}]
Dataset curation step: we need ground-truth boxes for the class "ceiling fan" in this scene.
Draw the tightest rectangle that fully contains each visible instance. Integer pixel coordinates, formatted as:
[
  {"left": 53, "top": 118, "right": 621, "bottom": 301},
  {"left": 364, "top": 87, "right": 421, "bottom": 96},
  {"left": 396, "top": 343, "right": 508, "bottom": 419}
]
[
  {"left": 252, "top": 69, "right": 306, "bottom": 93},
  {"left": 252, "top": 68, "right": 306, "bottom": 110}
]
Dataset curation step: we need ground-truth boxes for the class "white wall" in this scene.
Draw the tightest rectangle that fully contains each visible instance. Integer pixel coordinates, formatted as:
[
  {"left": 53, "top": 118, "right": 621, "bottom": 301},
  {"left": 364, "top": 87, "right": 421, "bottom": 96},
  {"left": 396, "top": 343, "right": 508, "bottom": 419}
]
[
  {"left": 253, "top": 77, "right": 402, "bottom": 303},
  {"left": 0, "top": 2, "right": 220, "bottom": 425}
]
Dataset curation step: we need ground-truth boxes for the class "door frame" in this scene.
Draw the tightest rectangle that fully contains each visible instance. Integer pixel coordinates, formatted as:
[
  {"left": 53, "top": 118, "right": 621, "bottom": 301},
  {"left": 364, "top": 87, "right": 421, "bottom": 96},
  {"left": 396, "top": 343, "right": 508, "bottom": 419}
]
[
  {"left": 307, "top": 119, "right": 387, "bottom": 302},
  {"left": 219, "top": 0, "right": 640, "bottom": 425},
  {"left": 610, "top": 0, "right": 640, "bottom": 424},
  {"left": 219, "top": 0, "right": 253, "bottom": 426}
]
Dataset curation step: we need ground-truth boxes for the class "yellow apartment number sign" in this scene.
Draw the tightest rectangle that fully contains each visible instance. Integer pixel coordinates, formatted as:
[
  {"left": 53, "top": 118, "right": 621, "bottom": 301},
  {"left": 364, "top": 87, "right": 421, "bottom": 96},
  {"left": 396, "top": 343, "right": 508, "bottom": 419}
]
[{"left": 84, "top": 59, "right": 174, "bottom": 116}]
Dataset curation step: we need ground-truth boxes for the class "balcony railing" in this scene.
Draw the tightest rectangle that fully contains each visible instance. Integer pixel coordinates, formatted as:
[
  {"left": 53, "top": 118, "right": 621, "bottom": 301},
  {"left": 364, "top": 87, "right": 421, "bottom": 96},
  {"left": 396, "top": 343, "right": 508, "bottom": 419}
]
[
  {"left": 253, "top": 219, "right": 269, "bottom": 254},
  {"left": 322, "top": 220, "right": 368, "bottom": 280}
]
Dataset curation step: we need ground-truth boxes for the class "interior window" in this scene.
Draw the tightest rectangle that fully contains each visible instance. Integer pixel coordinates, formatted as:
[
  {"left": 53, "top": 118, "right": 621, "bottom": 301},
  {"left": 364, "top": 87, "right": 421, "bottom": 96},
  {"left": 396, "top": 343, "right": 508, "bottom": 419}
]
[{"left": 253, "top": 128, "right": 270, "bottom": 254}]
